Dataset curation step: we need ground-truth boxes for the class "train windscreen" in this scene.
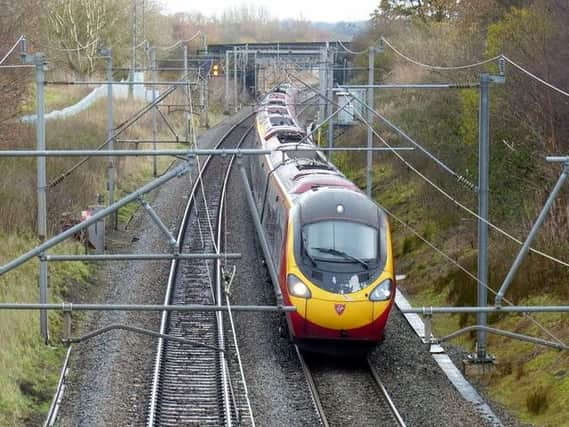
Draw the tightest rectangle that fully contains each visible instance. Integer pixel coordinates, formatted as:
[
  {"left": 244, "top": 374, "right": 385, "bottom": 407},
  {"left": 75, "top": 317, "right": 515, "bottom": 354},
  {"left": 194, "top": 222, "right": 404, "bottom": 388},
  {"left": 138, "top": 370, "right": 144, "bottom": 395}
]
[{"left": 303, "top": 221, "right": 378, "bottom": 263}]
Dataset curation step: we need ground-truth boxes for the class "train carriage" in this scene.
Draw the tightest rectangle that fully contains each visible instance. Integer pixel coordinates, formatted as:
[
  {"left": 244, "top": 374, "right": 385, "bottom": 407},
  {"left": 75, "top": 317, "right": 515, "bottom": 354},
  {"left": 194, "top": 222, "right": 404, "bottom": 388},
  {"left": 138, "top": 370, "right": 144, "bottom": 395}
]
[{"left": 251, "top": 86, "right": 396, "bottom": 353}]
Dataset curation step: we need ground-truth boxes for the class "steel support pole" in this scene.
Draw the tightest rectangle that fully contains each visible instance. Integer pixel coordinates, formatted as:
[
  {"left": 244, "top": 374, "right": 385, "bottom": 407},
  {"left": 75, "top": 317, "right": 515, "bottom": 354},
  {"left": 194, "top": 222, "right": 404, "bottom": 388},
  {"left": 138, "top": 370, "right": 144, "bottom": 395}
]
[
  {"left": 224, "top": 50, "right": 229, "bottom": 113},
  {"left": 45, "top": 253, "right": 241, "bottom": 261},
  {"left": 241, "top": 46, "right": 245, "bottom": 95},
  {"left": 327, "top": 49, "right": 334, "bottom": 160},
  {"left": 33, "top": 54, "right": 49, "bottom": 342},
  {"left": 141, "top": 200, "right": 177, "bottom": 247},
  {"left": 233, "top": 47, "right": 238, "bottom": 112},
  {"left": 39, "top": 256, "right": 48, "bottom": 342},
  {"left": 129, "top": 0, "right": 136, "bottom": 99},
  {"left": 0, "top": 303, "right": 295, "bottom": 312},
  {"left": 476, "top": 73, "right": 491, "bottom": 361},
  {"left": 184, "top": 45, "right": 190, "bottom": 143},
  {"left": 199, "top": 73, "right": 206, "bottom": 127},
  {"left": 366, "top": 47, "right": 375, "bottom": 198},
  {"left": 106, "top": 50, "right": 116, "bottom": 230},
  {"left": 35, "top": 56, "right": 47, "bottom": 242},
  {"left": 0, "top": 147, "right": 414, "bottom": 157},
  {"left": 254, "top": 52, "right": 257, "bottom": 96},
  {"left": 204, "top": 73, "right": 209, "bottom": 128},
  {"left": 319, "top": 48, "right": 327, "bottom": 128},
  {"left": 495, "top": 162, "right": 569, "bottom": 305},
  {"left": 238, "top": 159, "right": 283, "bottom": 303},
  {"left": 151, "top": 48, "right": 157, "bottom": 177}
]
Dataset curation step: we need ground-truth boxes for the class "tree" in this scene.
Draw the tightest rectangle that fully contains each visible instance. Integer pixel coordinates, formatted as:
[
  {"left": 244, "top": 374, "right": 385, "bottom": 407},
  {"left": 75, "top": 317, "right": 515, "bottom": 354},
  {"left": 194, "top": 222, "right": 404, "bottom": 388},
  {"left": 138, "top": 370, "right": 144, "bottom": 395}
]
[
  {"left": 0, "top": 0, "right": 41, "bottom": 125},
  {"left": 45, "top": 0, "right": 130, "bottom": 75},
  {"left": 372, "top": 0, "right": 458, "bottom": 22}
]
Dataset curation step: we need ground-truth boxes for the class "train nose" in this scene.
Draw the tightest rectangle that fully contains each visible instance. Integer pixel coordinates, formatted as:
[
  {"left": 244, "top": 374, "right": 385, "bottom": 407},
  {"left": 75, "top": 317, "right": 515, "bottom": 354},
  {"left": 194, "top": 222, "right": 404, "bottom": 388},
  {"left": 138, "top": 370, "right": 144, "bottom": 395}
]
[{"left": 304, "top": 299, "right": 373, "bottom": 339}]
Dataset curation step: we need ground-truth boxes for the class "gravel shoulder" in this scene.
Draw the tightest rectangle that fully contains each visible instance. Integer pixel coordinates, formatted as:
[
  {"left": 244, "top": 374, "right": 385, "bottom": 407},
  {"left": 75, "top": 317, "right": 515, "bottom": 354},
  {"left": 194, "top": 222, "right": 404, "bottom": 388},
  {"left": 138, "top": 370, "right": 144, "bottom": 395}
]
[{"left": 57, "top": 110, "right": 251, "bottom": 426}]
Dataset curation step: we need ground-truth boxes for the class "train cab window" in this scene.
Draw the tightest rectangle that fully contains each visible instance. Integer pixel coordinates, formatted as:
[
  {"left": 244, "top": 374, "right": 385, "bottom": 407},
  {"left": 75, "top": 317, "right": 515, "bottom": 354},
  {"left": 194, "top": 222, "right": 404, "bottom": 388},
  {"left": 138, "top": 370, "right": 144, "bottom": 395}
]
[
  {"left": 276, "top": 131, "right": 305, "bottom": 143},
  {"left": 270, "top": 117, "right": 294, "bottom": 127},
  {"left": 303, "top": 221, "right": 378, "bottom": 265}
]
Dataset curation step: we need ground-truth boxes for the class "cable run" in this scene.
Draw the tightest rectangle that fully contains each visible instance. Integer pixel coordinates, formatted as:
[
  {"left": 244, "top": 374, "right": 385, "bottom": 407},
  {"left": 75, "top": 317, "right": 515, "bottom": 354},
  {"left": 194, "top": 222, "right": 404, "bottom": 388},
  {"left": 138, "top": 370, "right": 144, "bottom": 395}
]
[
  {"left": 378, "top": 203, "right": 566, "bottom": 347},
  {"left": 381, "top": 37, "right": 501, "bottom": 71},
  {"left": 155, "top": 32, "right": 203, "bottom": 51},
  {"left": 337, "top": 40, "right": 368, "bottom": 56},
  {"left": 47, "top": 85, "right": 177, "bottom": 188},
  {"left": 345, "top": 95, "right": 569, "bottom": 270},
  {"left": 287, "top": 72, "right": 569, "bottom": 270},
  {"left": 502, "top": 55, "right": 569, "bottom": 99},
  {"left": 343, "top": 87, "right": 476, "bottom": 190},
  {"left": 0, "top": 35, "right": 25, "bottom": 65},
  {"left": 290, "top": 72, "right": 473, "bottom": 189}
]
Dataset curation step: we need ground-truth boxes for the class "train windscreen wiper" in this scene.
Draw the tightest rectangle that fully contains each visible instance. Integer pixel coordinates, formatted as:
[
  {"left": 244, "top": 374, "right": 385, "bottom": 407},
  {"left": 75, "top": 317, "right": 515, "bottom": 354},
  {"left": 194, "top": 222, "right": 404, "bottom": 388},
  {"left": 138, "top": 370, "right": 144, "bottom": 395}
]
[
  {"left": 301, "top": 236, "right": 317, "bottom": 267},
  {"left": 312, "top": 247, "right": 369, "bottom": 270}
]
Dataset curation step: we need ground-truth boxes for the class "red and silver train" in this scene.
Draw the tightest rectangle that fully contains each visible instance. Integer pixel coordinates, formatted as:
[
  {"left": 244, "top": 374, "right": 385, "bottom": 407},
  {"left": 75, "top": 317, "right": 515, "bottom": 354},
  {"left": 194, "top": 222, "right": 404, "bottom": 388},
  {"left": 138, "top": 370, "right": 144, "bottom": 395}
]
[{"left": 250, "top": 84, "right": 396, "bottom": 352}]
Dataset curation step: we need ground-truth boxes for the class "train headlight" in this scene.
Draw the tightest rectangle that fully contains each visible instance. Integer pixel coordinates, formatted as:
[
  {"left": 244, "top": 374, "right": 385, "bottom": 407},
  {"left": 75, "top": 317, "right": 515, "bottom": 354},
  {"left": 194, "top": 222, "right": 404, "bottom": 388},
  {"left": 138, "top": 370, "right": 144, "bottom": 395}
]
[
  {"left": 369, "top": 279, "right": 393, "bottom": 301},
  {"left": 287, "top": 274, "right": 312, "bottom": 299}
]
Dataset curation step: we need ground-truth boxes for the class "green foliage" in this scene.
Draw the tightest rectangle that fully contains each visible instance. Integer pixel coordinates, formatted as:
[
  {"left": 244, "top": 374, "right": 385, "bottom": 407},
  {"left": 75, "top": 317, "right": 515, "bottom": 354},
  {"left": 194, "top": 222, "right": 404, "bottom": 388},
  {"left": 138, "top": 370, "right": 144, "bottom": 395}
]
[
  {"left": 526, "top": 386, "right": 549, "bottom": 415},
  {"left": 372, "top": 0, "right": 458, "bottom": 23},
  {"left": 0, "top": 236, "right": 91, "bottom": 424},
  {"left": 486, "top": 7, "right": 551, "bottom": 57},
  {"left": 347, "top": 4, "right": 569, "bottom": 425}
]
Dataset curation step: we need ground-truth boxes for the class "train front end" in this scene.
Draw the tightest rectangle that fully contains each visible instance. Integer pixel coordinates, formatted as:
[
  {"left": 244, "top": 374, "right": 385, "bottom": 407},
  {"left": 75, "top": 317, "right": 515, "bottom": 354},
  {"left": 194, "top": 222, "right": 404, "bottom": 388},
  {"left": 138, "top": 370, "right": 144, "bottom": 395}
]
[{"left": 283, "top": 188, "right": 396, "bottom": 353}]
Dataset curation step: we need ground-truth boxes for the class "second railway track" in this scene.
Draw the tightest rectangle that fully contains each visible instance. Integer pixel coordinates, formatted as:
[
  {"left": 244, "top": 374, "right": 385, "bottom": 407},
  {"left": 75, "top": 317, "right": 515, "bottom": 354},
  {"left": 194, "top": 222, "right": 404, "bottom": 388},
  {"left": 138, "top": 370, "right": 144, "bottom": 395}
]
[{"left": 147, "top": 115, "right": 255, "bottom": 426}]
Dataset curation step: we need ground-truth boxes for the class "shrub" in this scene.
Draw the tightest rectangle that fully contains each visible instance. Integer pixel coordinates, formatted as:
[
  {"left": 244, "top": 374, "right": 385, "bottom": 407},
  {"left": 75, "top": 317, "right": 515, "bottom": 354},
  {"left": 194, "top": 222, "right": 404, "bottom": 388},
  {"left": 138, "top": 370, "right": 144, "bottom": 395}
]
[{"left": 526, "top": 386, "right": 549, "bottom": 415}]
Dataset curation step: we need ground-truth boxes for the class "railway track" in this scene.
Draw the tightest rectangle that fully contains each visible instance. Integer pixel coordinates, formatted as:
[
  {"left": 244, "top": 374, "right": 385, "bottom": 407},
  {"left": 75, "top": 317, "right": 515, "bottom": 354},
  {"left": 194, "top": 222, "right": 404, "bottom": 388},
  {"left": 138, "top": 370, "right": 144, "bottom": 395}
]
[
  {"left": 146, "top": 115, "right": 255, "bottom": 426},
  {"left": 296, "top": 346, "right": 406, "bottom": 426}
]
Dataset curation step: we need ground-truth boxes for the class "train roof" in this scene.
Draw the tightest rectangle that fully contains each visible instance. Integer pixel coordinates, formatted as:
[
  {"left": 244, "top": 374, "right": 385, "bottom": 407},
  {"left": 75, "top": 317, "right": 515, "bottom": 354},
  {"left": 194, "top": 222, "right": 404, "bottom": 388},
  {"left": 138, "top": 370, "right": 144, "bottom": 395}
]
[
  {"left": 257, "top": 87, "right": 364, "bottom": 203},
  {"left": 298, "top": 188, "right": 379, "bottom": 227}
]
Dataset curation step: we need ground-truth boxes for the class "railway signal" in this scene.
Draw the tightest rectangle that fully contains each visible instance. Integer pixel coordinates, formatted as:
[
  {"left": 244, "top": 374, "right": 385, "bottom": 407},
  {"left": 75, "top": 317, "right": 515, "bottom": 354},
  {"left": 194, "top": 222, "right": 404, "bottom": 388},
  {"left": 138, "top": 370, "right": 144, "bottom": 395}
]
[{"left": 212, "top": 63, "right": 222, "bottom": 76}]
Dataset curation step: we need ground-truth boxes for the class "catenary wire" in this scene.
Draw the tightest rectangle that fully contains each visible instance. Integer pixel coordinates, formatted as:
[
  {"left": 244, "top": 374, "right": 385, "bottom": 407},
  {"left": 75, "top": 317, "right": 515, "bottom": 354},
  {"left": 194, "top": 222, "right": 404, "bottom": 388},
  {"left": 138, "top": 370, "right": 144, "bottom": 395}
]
[
  {"left": 381, "top": 37, "right": 501, "bottom": 71},
  {"left": 382, "top": 37, "right": 569, "bottom": 98},
  {"left": 502, "top": 55, "right": 569, "bottom": 99},
  {"left": 0, "top": 35, "right": 25, "bottom": 65},
  {"left": 343, "top": 88, "right": 477, "bottom": 190},
  {"left": 346, "top": 94, "right": 569, "bottom": 269},
  {"left": 287, "top": 72, "right": 569, "bottom": 270},
  {"left": 296, "top": 74, "right": 566, "bottom": 345},
  {"left": 378, "top": 202, "right": 566, "bottom": 346},
  {"left": 337, "top": 40, "right": 368, "bottom": 55},
  {"left": 286, "top": 71, "right": 567, "bottom": 349},
  {"left": 155, "top": 32, "right": 203, "bottom": 51}
]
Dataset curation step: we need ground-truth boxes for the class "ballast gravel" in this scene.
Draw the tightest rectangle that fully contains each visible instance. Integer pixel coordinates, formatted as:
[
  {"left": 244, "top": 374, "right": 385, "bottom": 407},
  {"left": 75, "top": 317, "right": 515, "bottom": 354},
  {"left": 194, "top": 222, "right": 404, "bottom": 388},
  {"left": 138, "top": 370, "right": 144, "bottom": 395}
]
[{"left": 57, "top": 110, "right": 251, "bottom": 426}]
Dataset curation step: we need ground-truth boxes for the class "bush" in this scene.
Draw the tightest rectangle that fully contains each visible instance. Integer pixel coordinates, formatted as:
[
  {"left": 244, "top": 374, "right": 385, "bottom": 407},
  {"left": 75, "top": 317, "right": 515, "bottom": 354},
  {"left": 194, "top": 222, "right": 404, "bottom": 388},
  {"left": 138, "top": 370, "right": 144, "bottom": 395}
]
[{"left": 526, "top": 386, "right": 549, "bottom": 415}]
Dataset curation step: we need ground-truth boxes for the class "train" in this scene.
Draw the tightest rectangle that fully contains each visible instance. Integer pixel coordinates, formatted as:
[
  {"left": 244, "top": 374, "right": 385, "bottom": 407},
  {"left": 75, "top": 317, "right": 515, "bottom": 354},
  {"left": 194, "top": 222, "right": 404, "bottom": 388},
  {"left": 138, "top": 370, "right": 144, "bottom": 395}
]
[{"left": 250, "top": 84, "right": 396, "bottom": 353}]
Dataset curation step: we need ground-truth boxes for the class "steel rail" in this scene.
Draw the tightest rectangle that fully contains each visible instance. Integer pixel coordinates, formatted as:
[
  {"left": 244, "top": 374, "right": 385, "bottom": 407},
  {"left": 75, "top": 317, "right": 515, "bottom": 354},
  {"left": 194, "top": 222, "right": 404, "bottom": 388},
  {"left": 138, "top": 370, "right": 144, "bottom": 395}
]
[
  {"left": 216, "top": 125, "right": 256, "bottom": 426},
  {"left": 147, "top": 113, "right": 254, "bottom": 426},
  {"left": 367, "top": 359, "right": 407, "bottom": 427},
  {"left": 294, "top": 346, "right": 329, "bottom": 427},
  {"left": 43, "top": 346, "right": 72, "bottom": 427}
]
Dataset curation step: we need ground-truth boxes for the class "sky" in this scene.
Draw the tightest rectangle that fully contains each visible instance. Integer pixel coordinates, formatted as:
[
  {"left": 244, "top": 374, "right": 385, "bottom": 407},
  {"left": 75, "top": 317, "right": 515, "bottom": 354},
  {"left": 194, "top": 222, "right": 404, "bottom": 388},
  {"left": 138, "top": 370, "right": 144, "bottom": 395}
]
[{"left": 163, "top": 0, "right": 378, "bottom": 23}]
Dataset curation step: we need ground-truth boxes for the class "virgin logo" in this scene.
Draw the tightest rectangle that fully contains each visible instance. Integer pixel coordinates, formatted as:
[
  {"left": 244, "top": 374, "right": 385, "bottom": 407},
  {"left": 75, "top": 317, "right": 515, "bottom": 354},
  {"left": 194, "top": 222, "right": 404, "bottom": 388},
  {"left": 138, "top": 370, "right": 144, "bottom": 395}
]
[{"left": 335, "top": 304, "right": 346, "bottom": 315}]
